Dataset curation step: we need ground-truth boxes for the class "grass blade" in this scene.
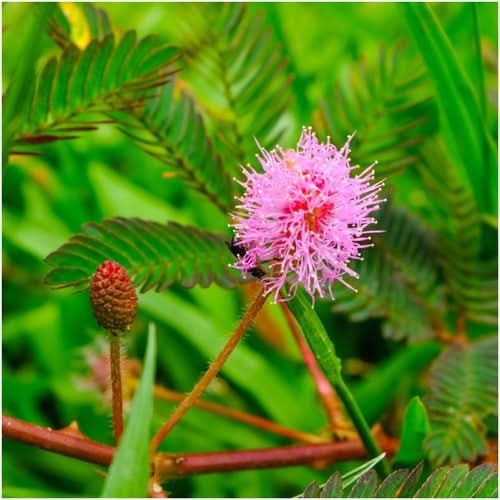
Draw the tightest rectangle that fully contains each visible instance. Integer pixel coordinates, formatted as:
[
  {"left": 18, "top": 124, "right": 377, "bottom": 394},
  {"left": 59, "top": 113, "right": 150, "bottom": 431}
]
[{"left": 402, "top": 3, "right": 497, "bottom": 215}]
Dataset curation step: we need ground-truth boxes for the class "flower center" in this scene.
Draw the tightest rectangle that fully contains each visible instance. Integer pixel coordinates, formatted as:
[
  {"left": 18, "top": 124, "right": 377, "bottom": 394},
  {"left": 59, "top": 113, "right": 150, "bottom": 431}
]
[
  {"left": 287, "top": 200, "right": 333, "bottom": 233},
  {"left": 304, "top": 204, "right": 332, "bottom": 233}
]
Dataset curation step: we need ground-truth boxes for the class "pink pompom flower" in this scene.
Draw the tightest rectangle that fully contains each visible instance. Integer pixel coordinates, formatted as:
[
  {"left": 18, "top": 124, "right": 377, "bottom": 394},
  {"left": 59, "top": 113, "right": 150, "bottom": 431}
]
[{"left": 231, "top": 127, "right": 385, "bottom": 304}]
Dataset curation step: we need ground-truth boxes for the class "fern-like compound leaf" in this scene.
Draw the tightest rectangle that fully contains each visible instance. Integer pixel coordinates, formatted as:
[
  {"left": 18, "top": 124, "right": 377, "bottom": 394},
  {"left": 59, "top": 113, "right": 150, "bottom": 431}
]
[
  {"left": 453, "top": 464, "right": 497, "bottom": 498},
  {"left": 300, "top": 463, "right": 497, "bottom": 498},
  {"left": 417, "top": 139, "right": 497, "bottom": 326},
  {"left": 49, "top": 3, "right": 112, "bottom": 47},
  {"left": 171, "top": 3, "right": 293, "bottom": 169},
  {"left": 13, "top": 31, "right": 179, "bottom": 151},
  {"left": 111, "top": 81, "right": 234, "bottom": 213},
  {"left": 315, "top": 42, "right": 436, "bottom": 178},
  {"left": 423, "top": 336, "right": 498, "bottom": 466},
  {"left": 46, "top": 5, "right": 233, "bottom": 212},
  {"left": 44, "top": 217, "right": 245, "bottom": 293},
  {"left": 332, "top": 202, "right": 443, "bottom": 342}
]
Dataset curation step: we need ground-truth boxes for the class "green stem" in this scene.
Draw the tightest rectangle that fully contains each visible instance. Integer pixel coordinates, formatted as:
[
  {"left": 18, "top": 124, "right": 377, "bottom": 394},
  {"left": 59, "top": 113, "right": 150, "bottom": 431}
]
[
  {"left": 285, "top": 287, "right": 391, "bottom": 477},
  {"left": 334, "top": 379, "right": 390, "bottom": 475}
]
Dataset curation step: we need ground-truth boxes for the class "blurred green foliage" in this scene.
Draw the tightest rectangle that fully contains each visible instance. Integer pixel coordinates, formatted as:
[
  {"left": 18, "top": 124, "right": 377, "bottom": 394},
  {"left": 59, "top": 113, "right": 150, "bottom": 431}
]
[{"left": 3, "top": 2, "right": 498, "bottom": 498}]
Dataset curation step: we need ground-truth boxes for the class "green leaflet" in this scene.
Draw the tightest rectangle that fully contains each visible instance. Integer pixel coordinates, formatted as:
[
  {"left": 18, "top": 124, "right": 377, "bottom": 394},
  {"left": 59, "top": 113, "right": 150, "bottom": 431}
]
[
  {"left": 402, "top": 3, "right": 497, "bottom": 216},
  {"left": 82, "top": 3, "right": 112, "bottom": 39},
  {"left": 3, "top": 4, "right": 54, "bottom": 160},
  {"left": 171, "top": 3, "right": 293, "bottom": 169},
  {"left": 101, "top": 324, "right": 157, "bottom": 497},
  {"left": 49, "top": 3, "right": 113, "bottom": 43},
  {"left": 13, "top": 30, "right": 179, "bottom": 150},
  {"left": 44, "top": 217, "right": 245, "bottom": 292},
  {"left": 111, "top": 81, "right": 235, "bottom": 213},
  {"left": 423, "top": 336, "right": 498, "bottom": 466},
  {"left": 316, "top": 42, "right": 436, "bottom": 178},
  {"left": 300, "top": 462, "right": 498, "bottom": 498},
  {"left": 348, "top": 470, "right": 380, "bottom": 498},
  {"left": 332, "top": 202, "right": 442, "bottom": 343}
]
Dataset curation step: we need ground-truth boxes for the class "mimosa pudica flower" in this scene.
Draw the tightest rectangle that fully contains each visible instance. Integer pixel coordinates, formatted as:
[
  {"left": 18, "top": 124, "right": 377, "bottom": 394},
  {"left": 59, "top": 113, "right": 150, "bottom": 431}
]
[{"left": 231, "top": 127, "right": 385, "bottom": 304}]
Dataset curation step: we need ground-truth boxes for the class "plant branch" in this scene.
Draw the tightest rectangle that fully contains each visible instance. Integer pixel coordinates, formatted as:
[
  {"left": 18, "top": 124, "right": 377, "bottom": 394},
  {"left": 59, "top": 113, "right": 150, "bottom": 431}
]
[
  {"left": 3, "top": 415, "right": 399, "bottom": 477},
  {"left": 3, "top": 415, "right": 114, "bottom": 466},
  {"left": 109, "top": 333, "right": 124, "bottom": 443},
  {"left": 280, "top": 302, "right": 353, "bottom": 436},
  {"left": 150, "top": 286, "right": 268, "bottom": 453},
  {"left": 139, "top": 380, "right": 325, "bottom": 444},
  {"left": 285, "top": 288, "right": 392, "bottom": 477},
  {"left": 155, "top": 434, "right": 398, "bottom": 480}
]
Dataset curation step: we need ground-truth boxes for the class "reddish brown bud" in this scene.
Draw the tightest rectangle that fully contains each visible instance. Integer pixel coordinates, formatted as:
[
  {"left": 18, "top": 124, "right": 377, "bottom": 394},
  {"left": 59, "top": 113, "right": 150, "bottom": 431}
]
[{"left": 90, "top": 261, "right": 138, "bottom": 333}]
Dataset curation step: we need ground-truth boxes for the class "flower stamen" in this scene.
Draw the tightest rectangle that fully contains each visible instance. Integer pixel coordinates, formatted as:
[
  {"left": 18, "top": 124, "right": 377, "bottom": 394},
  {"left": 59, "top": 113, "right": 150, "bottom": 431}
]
[{"left": 231, "top": 127, "right": 384, "bottom": 303}]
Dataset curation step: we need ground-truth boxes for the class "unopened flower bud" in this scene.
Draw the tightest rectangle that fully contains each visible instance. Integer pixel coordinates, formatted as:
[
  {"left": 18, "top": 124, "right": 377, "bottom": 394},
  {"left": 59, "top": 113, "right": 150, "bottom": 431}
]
[{"left": 90, "top": 261, "right": 138, "bottom": 333}]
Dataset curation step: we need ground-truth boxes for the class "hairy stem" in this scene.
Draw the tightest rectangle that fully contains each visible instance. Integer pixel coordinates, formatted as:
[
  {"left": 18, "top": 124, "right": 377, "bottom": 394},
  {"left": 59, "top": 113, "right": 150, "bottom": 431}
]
[
  {"left": 140, "top": 381, "right": 325, "bottom": 444},
  {"left": 150, "top": 286, "right": 268, "bottom": 453},
  {"left": 3, "top": 415, "right": 399, "bottom": 476},
  {"left": 109, "top": 333, "right": 124, "bottom": 443},
  {"left": 280, "top": 303, "right": 352, "bottom": 435}
]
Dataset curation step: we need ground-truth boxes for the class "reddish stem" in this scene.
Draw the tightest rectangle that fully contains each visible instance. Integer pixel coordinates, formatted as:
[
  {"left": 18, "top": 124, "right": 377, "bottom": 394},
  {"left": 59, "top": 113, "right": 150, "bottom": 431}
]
[
  {"left": 150, "top": 287, "right": 268, "bottom": 453},
  {"left": 155, "top": 436, "right": 398, "bottom": 480},
  {"left": 109, "top": 334, "right": 124, "bottom": 443},
  {"left": 147, "top": 382, "right": 325, "bottom": 444},
  {"left": 3, "top": 415, "right": 399, "bottom": 477},
  {"left": 3, "top": 415, "right": 114, "bottom": 466},
  {"left": 280, "top": 303, "right": 350, "bottom": 432}
]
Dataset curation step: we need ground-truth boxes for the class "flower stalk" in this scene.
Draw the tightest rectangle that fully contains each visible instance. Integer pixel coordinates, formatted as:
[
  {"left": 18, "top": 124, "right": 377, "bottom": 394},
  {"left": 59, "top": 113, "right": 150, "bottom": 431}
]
[
  {"left": 89, "top": 261, "right": 138, "bottom": 444},
  {"left": 280, "top": 302, "right": 354, "bottom": 437},
  {"left": 285, "top": 287, "right": 391, "bottom": 477},
  {"left": 109, "top": 333, "right": 124, "bottom": 443},
  {"left": 150, "top": 286, "right": 268, "bottom": 453}
]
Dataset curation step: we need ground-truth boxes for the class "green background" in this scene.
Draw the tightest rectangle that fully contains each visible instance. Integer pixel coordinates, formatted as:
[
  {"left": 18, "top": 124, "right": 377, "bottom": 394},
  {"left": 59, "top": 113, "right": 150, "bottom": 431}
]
[{"left": 3, "top": 2, "right": 497, "bottom": 497}]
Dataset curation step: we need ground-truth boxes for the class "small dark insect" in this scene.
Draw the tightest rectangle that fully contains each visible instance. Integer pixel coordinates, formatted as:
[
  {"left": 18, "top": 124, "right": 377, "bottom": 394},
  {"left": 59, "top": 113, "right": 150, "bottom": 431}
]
[
  {"left": 227, "top": 236, "right": 266, "bottom": 279},
  {"left": 227, "top": 236, "right": 247, "bottom": 259}
]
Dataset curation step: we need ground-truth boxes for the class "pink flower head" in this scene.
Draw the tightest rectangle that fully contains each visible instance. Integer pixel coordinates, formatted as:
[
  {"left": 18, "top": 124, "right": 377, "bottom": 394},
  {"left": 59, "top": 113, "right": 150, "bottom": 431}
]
[{"left": 231, "top": 127, "right": 385, "bottom": 304}]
